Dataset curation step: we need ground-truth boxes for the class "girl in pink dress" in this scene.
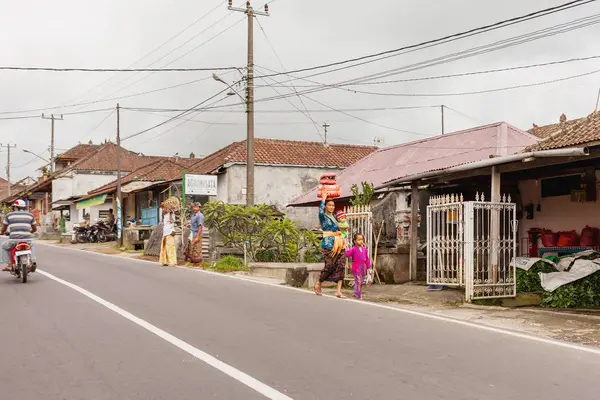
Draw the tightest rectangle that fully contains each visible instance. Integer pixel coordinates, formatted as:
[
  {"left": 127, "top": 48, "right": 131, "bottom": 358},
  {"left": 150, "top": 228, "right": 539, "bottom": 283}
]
[{"left": 345, "top": 234, "right": 371, "bottom": 299}]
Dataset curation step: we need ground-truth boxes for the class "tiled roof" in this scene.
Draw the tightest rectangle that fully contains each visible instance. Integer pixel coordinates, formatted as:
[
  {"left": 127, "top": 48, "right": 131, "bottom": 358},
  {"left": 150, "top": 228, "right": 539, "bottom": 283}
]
[
  {"left": 70, "top": 142, "right": 154, "bottom": 172},
  {"left": 85, "top": 159, "right": 186, "bottom": 198},
  {"left": 55, "top": 143, "right": 101, "bottom": 160},
  {"left": 187, "top": 139, "right": 377, "bottom": 174},
  {"left": 290, "top": 122, "right": 539, "bottom": 206},
  {"left": 526, "top": 111, "right": 600, "bottom": 151}
]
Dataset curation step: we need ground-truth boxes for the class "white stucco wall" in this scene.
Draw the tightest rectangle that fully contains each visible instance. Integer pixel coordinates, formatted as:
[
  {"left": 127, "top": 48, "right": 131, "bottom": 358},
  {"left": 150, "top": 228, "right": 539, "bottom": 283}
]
[
  {"left": 224, "top": 164, "right": 343, "bottom": 228},
  {"left": 52, "top": 176, "right": 74, "bottom": 202},
  {"left": 72, "top": 173, "right": 117, "bottom": 196},
  {"left": 216, "top": 173, "right": 228, "bottom": 203}
]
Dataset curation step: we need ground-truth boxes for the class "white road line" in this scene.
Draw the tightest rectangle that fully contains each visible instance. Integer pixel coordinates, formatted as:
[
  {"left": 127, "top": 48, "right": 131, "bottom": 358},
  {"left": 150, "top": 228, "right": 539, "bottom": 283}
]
[
  {"left": 37, "top": 269, "right": 293, "bottom": 400},
  {"left": 38, "top": 242, "right": 600, "bottom": 356}
]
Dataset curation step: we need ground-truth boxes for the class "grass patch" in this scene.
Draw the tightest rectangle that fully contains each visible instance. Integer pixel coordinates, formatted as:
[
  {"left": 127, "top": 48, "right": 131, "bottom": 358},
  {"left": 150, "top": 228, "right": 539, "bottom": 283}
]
[{"left": 208, "top": 256, "right": 248, "bottom": 273}]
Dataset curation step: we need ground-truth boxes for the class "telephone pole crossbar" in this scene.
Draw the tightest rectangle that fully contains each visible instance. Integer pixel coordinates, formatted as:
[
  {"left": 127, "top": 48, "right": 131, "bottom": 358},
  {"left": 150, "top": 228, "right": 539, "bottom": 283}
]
[
  {"left": 41, "top": 113, "right": 64, "bottom": 173},
  {"left": 227, "top": 0, "right": 270, "bottom": 206}
]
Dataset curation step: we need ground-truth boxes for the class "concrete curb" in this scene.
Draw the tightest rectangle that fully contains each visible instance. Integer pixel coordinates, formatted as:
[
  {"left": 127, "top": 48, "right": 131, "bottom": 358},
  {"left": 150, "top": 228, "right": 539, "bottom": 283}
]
[{"left": 462, "top": 302, "right": 600, "bottom": 322}]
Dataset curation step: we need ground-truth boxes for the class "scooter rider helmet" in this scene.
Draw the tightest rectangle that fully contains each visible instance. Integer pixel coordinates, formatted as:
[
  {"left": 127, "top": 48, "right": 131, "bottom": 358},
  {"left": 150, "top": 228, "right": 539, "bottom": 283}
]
[{"left": 13, "top": 199, "right": 27, "bottom": 209}]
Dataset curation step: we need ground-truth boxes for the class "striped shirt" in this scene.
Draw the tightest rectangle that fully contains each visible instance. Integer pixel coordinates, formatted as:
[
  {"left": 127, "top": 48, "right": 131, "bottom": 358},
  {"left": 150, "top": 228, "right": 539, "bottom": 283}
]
[{"left": 2, "top": 210, "right": 36, "bottom": 239}]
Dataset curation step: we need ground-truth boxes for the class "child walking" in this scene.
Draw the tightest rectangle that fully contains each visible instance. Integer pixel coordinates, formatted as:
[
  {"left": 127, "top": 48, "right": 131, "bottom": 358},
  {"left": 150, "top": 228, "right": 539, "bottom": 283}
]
[{"left": 345, "top": 233, "right": 371, "bottom": 300}]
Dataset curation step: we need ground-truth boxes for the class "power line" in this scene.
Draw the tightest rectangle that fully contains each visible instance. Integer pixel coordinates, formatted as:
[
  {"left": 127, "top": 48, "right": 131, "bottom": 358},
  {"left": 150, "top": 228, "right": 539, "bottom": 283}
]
[
  {"left": 254, "top": 65, "right": 435, "bottom": 137},
  {"left": 84, "top": 15, "right": 245, "bottom": 111},
  {"left": 320, "top": 68, "right": 600, "bottom": 97},
  {"left": 254, "top": 0, "right": 595, "bottom": 79},
  {"left": 0, "top": 66, "right": 242, "bottom": 72},
  {"left": 0, "top": 76, "right": 214, "bottom": 116},
  {"left": 121, "top": 85, "right": 235, "bottom": 141},
  {"left": 246, "top": 16, "right": 600, "bottom": 105},
  {"left": 122, "top": 105, "right": 441, "bottom": 113},
  {"left": 254, "top": 55, "right": 600, "bottom": 88},
  {"left": 255, "top": 19, "right": 324, "bottom": 141},
  {"left": 76, "top": 109, "right": 117, "bottom": 143},
  {"left": 51, "top": 2, "right": 225, "bottom": 111}
]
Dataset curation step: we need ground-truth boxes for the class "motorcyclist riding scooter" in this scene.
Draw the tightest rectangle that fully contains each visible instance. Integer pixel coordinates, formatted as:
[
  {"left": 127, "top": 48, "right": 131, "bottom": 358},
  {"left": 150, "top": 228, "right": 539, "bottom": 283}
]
[{"left": 1, "top": 199, "right": 37, "bottom": 272}]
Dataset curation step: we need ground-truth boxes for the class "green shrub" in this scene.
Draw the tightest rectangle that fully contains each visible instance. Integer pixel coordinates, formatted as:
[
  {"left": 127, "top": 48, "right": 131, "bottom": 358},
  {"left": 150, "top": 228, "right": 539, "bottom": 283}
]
[
  {"left": 516, "top": 261, "right": 557, "bottom": 293},
  {"left": 541, "top": 271, "right": 600, "bottom": 308},
  {"left": 203, "top": 201, "right": 321, "bottom": 263},
  {"left": 210, "top": 256, "right": 247, "bottom": 273}
]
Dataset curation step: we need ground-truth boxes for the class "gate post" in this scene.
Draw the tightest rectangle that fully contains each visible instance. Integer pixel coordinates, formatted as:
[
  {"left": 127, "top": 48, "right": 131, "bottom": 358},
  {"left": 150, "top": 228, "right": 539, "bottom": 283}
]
[{"left": 463, "top": 202, "right": 475, "bottom": 302}]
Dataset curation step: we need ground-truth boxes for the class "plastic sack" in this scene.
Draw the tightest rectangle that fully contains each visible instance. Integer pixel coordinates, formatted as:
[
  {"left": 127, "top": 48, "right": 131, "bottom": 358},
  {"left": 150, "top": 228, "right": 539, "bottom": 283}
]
[
  {"left": 580, "top": 225, "right": 599, "bottom": 247},
  {"left": 541, "top": 230, "right": 557, "bottom": 247},
  {"left": 365, "top": 269, "right": 373, "bottom": 286},
  {"left": 557, "top": 230, "right": 578, "bottom": 247}
]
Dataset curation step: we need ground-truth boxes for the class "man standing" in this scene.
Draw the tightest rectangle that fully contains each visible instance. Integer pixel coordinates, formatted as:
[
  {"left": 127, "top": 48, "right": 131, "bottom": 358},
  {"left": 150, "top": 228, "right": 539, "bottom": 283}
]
[
  {"left": 186, "top": 202, "right": 204, "bottom": 268},
  {"left": 1, "top": 199, "right": 37, "bottom": 272}
]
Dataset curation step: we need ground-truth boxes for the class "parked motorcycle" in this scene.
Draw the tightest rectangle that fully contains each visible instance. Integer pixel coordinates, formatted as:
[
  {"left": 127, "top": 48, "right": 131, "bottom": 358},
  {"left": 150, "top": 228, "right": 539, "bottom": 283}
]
[
  {"left": 87, "top": 223, "right": 100, "bottom": 243},
  {"left": 73, "top": 224, "right": 90, "bottom": 243},
  {"left": 96, "top": 220, "right": 117, "bottom": 242}
]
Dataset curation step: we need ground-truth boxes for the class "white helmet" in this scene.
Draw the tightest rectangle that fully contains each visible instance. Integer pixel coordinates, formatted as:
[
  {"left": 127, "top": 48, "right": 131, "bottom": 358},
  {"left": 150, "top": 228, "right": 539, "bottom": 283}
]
[{"left": 13, "top": 199, "right": 26, "bottom": 209}]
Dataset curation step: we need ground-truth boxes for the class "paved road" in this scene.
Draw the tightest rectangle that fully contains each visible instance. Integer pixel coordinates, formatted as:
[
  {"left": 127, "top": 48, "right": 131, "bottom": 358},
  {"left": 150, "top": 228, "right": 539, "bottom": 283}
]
[{"left": 1, "top": 243, "right": 599, "bottom": 399}]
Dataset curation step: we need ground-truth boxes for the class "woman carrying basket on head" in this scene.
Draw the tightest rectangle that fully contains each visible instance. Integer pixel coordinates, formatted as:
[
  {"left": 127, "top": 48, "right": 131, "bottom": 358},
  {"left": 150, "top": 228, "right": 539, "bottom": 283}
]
[{"left": 314, "top": 187, "right": 347, "bottom": 298}]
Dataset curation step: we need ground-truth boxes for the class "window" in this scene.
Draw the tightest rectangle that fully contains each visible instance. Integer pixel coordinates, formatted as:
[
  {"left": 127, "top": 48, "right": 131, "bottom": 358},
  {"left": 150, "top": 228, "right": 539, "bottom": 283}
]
[
  {"left": 99, "top": 210, "right": 110, "bottom": 220},
  {"left": 541, "top": 175, "right": 581, "bottom": 198}
]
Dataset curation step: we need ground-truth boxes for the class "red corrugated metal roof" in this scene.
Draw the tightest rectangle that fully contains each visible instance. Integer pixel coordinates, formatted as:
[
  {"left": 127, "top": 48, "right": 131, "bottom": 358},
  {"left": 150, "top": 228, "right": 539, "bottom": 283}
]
[{"left": 290, "top": 122, "right": 539, "bottom": 206}]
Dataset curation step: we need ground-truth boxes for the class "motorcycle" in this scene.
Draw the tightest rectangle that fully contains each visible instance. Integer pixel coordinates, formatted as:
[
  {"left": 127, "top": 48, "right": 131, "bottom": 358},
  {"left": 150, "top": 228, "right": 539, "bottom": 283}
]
[
  {"left": 73, "top": 224, "right": 90, "bottom": 243},
  {"left": 86, "top": 223, "right": 100, "bottom": 243},
  {"left": 9, "top": 241, "right": 33, "bottom": 283},
  {"left": 96, "top": 220, "right": 117, "bottom": 242}
]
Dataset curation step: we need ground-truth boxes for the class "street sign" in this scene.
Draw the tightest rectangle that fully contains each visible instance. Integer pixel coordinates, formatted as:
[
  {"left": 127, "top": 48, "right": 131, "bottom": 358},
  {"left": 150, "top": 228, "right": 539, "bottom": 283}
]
[{"left": 184, "top": 174, "right": 217, "bottom": 196}]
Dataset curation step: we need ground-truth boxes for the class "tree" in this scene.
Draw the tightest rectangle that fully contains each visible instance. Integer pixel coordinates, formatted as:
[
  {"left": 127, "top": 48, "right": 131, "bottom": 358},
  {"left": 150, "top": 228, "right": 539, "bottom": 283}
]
[{"left": 350, "top": 181, "right": 375, "bottom": 206}]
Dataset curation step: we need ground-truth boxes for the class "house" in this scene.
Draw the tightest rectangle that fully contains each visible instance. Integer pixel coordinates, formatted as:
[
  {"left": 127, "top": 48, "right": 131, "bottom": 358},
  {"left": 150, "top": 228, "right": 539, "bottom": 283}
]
[
  {"left": 77, "top": 158, "right": 188, "bottom": 226},
  {"left": 376, "top": 112, "right": 599, "bottom": 286},
  {"left": 48, "top": 142, "right": 164, "bottom": 231},
  {"left": 289, "top": 122, "right": 540, "bottom": 283},
  {"left": 185, "top": 138, "right": 377, "bottom": 228}
]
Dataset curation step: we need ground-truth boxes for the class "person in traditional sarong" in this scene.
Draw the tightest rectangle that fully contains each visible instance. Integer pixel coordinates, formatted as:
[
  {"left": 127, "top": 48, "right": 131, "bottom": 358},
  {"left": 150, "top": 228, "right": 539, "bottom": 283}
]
[
  {"left": 159, "top": 203, "right": 177, "bottom": 267},
  {"left": 185, "top": 202, "right": 204, "bottom": 268},
  {"left": 314, "top": 188, "right": 346, "bottom": 298}
]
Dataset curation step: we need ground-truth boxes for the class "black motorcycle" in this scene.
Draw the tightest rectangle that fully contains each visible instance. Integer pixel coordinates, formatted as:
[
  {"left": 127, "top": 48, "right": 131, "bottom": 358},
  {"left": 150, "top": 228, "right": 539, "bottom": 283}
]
[
  {"left": 73, "top": 224, "right": 90, "bottom": 243},
  {"left": 97, "top": 220, "right": 117, "bottom": 242}
]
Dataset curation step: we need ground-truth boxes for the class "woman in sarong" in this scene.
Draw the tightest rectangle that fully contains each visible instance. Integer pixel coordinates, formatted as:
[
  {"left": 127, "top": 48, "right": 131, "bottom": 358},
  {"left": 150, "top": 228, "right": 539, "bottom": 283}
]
[
  {"left": 185, "top": 202, "right": 204, "bottom": 267},
  {"left": 159, "top": 203, "right": 177, "bottom": 267},
  {"left": 314, "top": 188, "right": 346, "bottom": 298}
]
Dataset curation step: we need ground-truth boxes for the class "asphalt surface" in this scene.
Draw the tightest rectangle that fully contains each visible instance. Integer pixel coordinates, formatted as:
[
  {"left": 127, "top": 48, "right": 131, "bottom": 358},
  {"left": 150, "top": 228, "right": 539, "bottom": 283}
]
[{"left": 1, "top": 242, "right": 600, "bottom": 400}]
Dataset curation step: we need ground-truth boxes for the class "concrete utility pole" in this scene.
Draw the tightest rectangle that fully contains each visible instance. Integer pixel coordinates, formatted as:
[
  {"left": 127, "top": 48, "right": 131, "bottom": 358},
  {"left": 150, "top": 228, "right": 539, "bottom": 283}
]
[
  {"left": 441, "top": 105, "right": 445, "bottom": 135},
  {"left": 116, "top": 104, "right": 123, "bottom": 247},
  {"left": 1, "top": 143, "right": 17, "bottom": 196},
  {"left": 227, "top": 0, "right": 270, "bottom": 206},
  {"left": 41, "top": 113, "right": 64, "bottom": 173},
  {"left": 322, "top": 123, "right": 330, "bottom": 144}
]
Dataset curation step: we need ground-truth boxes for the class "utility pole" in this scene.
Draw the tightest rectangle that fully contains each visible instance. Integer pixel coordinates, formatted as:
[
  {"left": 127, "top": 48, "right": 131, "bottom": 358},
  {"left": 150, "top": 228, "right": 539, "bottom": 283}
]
[
  {"left": 116, "top": 104, "right": 123, "bottom": 248},
  {"left": 1, "top": 143, "right": 17, "bottom": 196},
  {"left": 228, "top": 0, "right": 270, "bottom": 206},
  {"left": 441, "top": 105, "right": 445, "bottom": 135},
  {"left": 595, "top": 88, "right": 600, "bottom": 112},
  {"left": 41, "top": 113, "right": 64, "bottom": 173},
  {"left": 322, "top": 123, "right": 330, "bottom": 144}
]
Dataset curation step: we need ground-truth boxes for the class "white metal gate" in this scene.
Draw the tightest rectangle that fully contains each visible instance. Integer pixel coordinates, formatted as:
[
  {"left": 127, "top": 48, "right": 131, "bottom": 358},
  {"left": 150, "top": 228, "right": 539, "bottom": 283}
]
[
  {"left": 343, "top": 205, "right": 373, "bottom": 286},
  {"left": 427, "top": 193, "right": 517, "bottom": 301}
]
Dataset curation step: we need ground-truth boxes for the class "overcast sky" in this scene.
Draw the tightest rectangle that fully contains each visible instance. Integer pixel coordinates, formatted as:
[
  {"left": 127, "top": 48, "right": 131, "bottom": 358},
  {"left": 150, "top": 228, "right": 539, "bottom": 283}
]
[{"left": 1, "top": 0, "right": 599, "bottom": 181}]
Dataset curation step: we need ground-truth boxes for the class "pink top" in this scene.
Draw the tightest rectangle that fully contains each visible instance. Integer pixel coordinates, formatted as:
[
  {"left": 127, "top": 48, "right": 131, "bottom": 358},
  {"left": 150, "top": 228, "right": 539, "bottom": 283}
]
[{"left": 345, "top": 245, "right": 371, "bottom": 275}]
